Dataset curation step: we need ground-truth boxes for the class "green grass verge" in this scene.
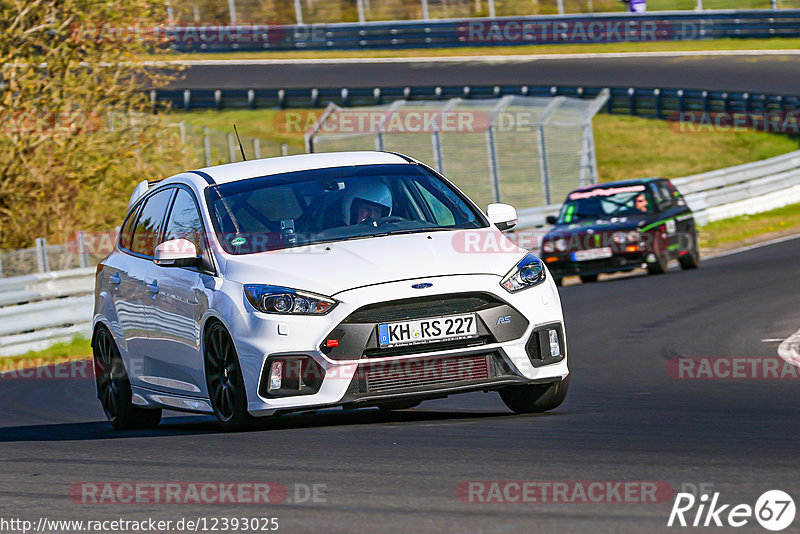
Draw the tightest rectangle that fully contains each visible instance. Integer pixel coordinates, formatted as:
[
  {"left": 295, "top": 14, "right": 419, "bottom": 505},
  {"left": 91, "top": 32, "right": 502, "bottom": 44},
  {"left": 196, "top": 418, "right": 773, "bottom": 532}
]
[
  {"left": 700, "top": 202, "right": 800, "bottom": 249},
  {"left": 152, "top": 38, "right": 800, "bottom": 62},
  {"left": 0, "top": 336, "right": 92, "bottom": 371},
  {"left": 173, "top": 108, "right": 318, "bottom": 147},
  {"left": 594, "top": 114, "right": 798, "bottom": 181}
]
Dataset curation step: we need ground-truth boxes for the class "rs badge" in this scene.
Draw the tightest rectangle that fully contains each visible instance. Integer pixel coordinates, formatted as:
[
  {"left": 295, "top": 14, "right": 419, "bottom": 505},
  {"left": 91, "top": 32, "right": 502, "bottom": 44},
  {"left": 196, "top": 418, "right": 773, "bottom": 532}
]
[{"left": 497, "top": 315, "right": 512, "bottom": 325}]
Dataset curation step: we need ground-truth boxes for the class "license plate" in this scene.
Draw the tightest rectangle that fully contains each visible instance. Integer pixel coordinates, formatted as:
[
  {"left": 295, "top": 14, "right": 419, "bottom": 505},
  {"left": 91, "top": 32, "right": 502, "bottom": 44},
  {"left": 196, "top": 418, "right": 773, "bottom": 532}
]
[
  {"left": 378, "top": 314, "right": 478, "bottom": 348},
  {"left": 571, "top": 247, "right": 613, "bottom": 261}
]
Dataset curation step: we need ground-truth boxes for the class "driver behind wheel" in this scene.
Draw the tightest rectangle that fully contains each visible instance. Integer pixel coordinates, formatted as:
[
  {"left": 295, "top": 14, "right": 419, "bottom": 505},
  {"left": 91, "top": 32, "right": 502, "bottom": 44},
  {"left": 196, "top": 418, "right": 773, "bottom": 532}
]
[{"left": 341, "top": 181, "right": 393, "bottom": 225}]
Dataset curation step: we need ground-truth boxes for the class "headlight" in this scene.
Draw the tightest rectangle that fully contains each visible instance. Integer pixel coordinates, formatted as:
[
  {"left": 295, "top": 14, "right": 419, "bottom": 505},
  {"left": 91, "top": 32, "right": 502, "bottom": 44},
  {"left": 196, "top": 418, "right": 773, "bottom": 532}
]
[
  {"left": 500, "top": 253, "right": 547, "bottom": 293},
  {"left": 542, "top": 241, "right": 555, "bottom": 253},
  {"left": 244, "top": 285, "right": 337, "bottom": 315},
  {"left": 555, "top": 238, "right": 567, "bottom": 252}
]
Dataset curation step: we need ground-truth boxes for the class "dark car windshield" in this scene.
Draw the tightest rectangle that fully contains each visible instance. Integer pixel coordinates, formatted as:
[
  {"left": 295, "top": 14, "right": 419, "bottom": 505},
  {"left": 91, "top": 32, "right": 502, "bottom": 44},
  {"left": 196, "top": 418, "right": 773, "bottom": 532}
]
[
  {"left": 205, "top": 163, "right": 487, "bottom": 254},
  {"left": 557, "top": 184, "right": 654, "bottom": 224}
]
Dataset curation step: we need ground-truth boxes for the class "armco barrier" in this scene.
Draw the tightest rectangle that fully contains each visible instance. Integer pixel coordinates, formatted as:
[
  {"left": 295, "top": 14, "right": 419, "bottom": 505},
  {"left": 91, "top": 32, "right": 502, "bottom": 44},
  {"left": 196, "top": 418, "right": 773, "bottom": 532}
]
[
  {"left": 152, "top": 85, "right": 800, "bottom": 118},
  {"left": 0, "top": 268, "right": 94, "bottom": 357},
  {"left": 515, "top": 149, "right": 800, "bottom": 227},
  {"left": 167, "top": 10, "right": 800, "bottom": 52}
]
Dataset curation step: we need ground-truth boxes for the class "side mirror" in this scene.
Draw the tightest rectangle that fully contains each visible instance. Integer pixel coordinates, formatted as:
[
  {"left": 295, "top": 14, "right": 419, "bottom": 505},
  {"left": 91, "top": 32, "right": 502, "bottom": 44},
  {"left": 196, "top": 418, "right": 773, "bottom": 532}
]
[
  {"left": 154, "top": 239, "right": 200, "bottom": 268},
  {"left": 486, "top": 203, "right": 518, "bottom": 231},
  {"left": 545, "top": 215, "right": 558, "bottom": 225}
]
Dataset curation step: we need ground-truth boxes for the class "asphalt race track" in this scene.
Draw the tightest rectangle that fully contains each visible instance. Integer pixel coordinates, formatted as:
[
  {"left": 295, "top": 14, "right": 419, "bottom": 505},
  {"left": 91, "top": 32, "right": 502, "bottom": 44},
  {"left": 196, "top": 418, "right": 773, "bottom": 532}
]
[
  {"left": 1, "top": 236, "right": 798, "bottom": 533},
  {"left": 170, "top": 53, "right": 800, "bottom": 94}
]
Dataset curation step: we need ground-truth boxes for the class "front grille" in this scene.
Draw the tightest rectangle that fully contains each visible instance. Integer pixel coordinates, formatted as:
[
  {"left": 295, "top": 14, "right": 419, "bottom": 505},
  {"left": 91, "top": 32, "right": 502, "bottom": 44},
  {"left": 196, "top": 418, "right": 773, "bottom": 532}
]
[
  {"left": 363, "top": 354, "right": 491, "bottom": 393},
  {"left": 343, "top": 293, "right": 503, "bottom": 324}
]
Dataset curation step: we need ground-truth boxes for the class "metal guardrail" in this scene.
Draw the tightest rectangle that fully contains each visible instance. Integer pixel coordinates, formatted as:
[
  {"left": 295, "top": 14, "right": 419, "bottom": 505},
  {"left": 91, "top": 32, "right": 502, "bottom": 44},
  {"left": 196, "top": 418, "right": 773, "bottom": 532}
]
[
  {"left": 0, "top": 268, "right": 94, "bottom": 357},
  {"left": 167, "top": 10, "right": 800, "bottom": 52},
  {"left": 515, "top": 148, "right": 800, "bottom": 227},
  {"left": 674, "top": 149, "right": 800, "bottom": 224},
  {"left": 152, "top": 85, "right": 800, "bottom": 116}
]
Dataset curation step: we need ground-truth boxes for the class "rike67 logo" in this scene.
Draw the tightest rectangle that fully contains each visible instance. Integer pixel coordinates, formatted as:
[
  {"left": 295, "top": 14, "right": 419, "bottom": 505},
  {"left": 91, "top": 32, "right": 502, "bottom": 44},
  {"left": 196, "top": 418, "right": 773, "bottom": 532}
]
[{"left": 668, "top": 490, "right": 795, "bottom": 531}]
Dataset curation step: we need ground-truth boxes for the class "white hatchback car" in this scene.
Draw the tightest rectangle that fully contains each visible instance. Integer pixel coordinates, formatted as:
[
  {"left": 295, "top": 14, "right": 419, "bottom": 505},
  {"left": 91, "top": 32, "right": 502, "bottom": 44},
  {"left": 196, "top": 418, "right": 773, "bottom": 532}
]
[{"left": 93, "top": 151, "right": 569, "bottom": 430}]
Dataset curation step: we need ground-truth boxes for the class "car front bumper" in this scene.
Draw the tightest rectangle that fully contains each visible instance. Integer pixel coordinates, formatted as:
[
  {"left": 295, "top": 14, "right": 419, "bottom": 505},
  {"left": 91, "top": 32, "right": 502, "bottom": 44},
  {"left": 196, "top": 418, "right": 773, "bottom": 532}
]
[
  {"left": 543, "top": 251, "right": 648, "bottom": 278},
  {"left": 229, "top": 273, "right": 568, "bottom": 416}
]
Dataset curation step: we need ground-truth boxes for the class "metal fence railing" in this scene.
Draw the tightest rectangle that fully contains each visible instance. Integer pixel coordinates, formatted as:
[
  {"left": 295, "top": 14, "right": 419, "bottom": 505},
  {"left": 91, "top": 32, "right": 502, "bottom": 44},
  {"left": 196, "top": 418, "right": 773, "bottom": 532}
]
[
  {"left": 152, "top": 86, "right": 800, "bottom": 119},
  {"left": 515, "top": 148, "right": 800, "bottom": 227},
  {"left": 176, "top": 121, "right": 304, "bottom": 167},
  {"left": 165, "top": 10, "right": 800, "bottom": 52},
  {"left": 166, "top": 2, "right": 798, "bottom": 27},
  {"left": 306, "top": 92, "right": 609, "bottom": 209}
]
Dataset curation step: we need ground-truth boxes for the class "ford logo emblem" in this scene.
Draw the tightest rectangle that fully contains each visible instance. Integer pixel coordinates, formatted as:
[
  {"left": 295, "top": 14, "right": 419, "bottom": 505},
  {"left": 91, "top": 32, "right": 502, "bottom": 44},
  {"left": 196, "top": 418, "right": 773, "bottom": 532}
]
[{"left": 411, "top": 283, "right": 433, "bottom": 289}]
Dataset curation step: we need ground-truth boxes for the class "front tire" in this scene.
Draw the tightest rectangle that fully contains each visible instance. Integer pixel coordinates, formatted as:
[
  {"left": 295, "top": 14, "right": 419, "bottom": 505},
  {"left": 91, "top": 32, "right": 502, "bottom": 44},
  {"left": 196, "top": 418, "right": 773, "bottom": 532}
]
[
  {"left": 579, "top": 274, "right": 598, "bottom": 284},
  {"left": 647, "top": 251, "right": 668, "bottom": 275},
  {"left": 499, "top": 376, "right": 570, "bottom": 414},
  {"left": 204, "top": 322, "right": 255, "bottom": 431},
  {"left": 93, "top": 327, "right": 162, "bottom": 430}
]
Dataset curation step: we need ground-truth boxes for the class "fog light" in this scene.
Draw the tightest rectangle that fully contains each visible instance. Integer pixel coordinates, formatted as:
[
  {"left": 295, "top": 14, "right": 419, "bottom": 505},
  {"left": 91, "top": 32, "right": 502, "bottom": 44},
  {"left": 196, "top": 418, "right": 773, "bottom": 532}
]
[
  {"left": 268, "top": 361, "right": 283, "bottom": 391},
  {"left": 548, "top": 329, "right": 560, "bottom": 357}
]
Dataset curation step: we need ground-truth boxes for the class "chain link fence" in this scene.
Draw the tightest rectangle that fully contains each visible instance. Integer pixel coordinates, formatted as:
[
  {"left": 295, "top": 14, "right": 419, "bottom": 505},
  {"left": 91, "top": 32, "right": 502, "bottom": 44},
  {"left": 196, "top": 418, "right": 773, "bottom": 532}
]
[
  {"left": 167, "top": 0, "right": 795, "bottom": 26},
  {"left": 307, "top": 92, "right": 608, "bottom": 210},
  {"left": 177, "top": 121, "right": 304, "bottom": 167}
]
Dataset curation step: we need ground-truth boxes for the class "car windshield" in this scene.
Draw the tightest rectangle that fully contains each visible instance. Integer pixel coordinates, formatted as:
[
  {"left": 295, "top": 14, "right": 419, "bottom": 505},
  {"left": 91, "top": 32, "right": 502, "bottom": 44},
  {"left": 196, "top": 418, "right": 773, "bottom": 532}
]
[
  {"left": 205, "top": 163, "right": 487, "bottom": 254},
  {"left": 557, "top": 184, "right": 654, "bottom": 224}
]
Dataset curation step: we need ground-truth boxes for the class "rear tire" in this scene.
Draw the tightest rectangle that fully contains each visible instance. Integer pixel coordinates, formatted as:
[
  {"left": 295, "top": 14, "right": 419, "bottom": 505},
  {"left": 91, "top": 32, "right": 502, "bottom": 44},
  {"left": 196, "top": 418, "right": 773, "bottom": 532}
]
[
  {"left": 93, "top": 327, "right": 162, "bottom": 430},
  {"left": 204, "top": 322, "right": 255, "bottom": 431},
  {"left": 679, "top": 243, "right": 700, "bottom": 270},
  {"left": 579, "top": 274, "right": 598, "bottom": 284},
  {"left": 499, "top": 375, "right": 570, "bottom": 414}
]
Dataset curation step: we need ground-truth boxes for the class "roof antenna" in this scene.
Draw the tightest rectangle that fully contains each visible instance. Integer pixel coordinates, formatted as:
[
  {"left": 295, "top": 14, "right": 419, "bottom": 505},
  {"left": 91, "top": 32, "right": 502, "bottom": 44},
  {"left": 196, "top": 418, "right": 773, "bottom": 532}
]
[{"left": 233, "top": 124, "right": 247, "bottom": 161}]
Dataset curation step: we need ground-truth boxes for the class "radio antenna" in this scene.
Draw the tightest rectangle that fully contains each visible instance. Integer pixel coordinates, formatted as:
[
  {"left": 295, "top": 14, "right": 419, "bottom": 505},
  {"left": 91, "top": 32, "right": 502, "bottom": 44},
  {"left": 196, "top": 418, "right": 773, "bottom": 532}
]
[{"left": 233, "top": 124, "right": 247, "bottom": 161}]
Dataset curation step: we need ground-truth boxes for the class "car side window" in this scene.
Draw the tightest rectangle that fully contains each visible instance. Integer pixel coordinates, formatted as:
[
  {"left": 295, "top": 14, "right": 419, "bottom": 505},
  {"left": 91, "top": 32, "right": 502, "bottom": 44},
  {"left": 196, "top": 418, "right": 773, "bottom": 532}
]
[
  {"left": 658, "top": 182, "right": 676, "bottom": 210},
  {"left": 119, "top": 204, "right": 141, "bottom": 250},
  {"left": 163, "top": 189, "right": 205, "bottom": 252},
  {"left": 649, "top": 183, "right": 672, "bottom": 211},
  {"left": 130, "top": 188, "right": 175, "bottom": 257}
]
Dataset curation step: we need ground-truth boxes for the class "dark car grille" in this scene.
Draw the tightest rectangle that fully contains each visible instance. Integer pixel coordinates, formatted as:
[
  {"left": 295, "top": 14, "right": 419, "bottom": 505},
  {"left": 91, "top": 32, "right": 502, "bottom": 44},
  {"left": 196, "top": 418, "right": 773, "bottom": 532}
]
[
  {"left": 364, "top": 354, "right": 491, "bottom": 393},
  {"left": 343, "top": 293, "right": 504, "bottom": 324},
  {"left": 345, "top": 352, "right": 517, "bottom": 396}
]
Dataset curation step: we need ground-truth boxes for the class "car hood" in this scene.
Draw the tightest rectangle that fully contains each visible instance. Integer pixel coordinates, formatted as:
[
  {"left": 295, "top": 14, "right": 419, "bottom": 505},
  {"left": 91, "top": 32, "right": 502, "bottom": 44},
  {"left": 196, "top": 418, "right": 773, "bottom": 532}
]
[
  {"left": 545, "top": 216, "right": 648, "bottom": 239},
  {"left": 221, "top": 228, "right": 526, "bottom": 296}
]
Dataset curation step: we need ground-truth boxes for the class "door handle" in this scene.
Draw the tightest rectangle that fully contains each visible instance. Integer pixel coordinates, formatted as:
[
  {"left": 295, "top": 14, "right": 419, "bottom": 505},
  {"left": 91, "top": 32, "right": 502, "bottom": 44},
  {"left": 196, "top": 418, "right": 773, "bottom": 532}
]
[
  {"left": 109, "top": 273, "right": 121, "bottom": 286},
  {"left": 146, "top": 281, "right": 159, "bottom": 295}
]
